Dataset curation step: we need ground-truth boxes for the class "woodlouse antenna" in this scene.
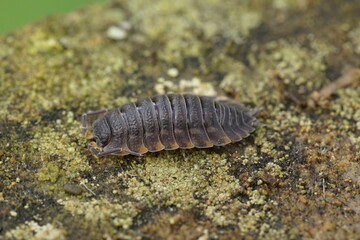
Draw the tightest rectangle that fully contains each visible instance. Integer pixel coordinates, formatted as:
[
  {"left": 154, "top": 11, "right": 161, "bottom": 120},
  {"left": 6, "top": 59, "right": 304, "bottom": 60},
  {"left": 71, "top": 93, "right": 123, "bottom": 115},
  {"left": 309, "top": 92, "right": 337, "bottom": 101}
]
[
  {"left": 98, "top": 147, "right": 143, "bottom": 157},
  {"left": 87, "top": 142, "right": 143, "bottom": 157},
  {"left": 98, "top": 148, "right": 123, "bottom": 157},
  {"left": 87, "top": 142, "right": 101, "bottom": 156},
  {"left": 87, "top": 142, "right": 117, "bottom": 157},
  {"left": 81, "top": 114, "right": 88, "bottom": 136}
]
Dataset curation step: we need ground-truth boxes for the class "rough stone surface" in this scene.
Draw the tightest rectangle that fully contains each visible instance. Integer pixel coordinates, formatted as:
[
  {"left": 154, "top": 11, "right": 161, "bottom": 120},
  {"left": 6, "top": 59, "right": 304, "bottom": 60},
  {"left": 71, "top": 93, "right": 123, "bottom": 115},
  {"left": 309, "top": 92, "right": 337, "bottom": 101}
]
[{"left": 0, "top": 0, "right": 359, "bottom": 239}]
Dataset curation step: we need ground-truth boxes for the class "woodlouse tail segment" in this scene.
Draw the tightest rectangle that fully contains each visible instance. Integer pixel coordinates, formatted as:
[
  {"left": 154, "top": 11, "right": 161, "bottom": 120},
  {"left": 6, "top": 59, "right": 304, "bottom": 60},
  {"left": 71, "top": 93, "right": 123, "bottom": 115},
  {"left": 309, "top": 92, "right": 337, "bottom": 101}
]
[
  {"left": 252, "top": 120, "right": 266, "bottom": 127},
  {"left": 248, "top": 107, "right": 266, "bottom": 127},
  {"left": 249, "top": 107, "right": 263, "bottom": 117}
]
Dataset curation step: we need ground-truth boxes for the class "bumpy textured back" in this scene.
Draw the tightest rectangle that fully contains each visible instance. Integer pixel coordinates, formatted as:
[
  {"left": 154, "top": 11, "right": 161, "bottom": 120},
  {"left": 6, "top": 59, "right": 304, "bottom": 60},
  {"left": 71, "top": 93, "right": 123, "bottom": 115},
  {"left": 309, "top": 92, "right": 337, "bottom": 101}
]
[{"left": 85, "top": 94, "right": 258, "bottom": 156}]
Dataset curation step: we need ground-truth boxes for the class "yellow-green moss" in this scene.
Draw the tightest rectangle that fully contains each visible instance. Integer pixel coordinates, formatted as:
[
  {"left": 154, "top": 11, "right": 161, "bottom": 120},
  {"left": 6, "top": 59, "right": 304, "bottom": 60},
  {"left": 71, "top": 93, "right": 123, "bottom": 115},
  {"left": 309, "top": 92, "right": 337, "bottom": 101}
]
[
  {"left": 5, "top": 221, "right": 66, "bottom": 240},
  {"left": 1, "top": 0, "right": 360, "bottom": 239},
  {"left": 61, "top": 199, "right": 138, "bottom": 231},
  {"left": 37, "top": 162, "right": 61, "bottom": 183}
]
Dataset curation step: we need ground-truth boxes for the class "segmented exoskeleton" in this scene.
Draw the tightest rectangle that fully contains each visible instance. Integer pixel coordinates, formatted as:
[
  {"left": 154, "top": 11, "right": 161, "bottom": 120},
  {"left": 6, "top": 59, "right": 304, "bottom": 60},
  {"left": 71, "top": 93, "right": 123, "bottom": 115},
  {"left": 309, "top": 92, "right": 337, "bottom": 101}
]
[{"left": 82, "top": 94, "right": 259, "bottom": 157}]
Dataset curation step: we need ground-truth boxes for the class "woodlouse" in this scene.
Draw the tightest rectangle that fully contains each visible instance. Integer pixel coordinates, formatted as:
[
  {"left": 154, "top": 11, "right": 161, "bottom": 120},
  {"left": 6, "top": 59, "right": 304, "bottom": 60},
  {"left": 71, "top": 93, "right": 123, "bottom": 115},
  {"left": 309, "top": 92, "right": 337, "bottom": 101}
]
[{"left": 82, "top": 94, "right": 259, "bottom": 157}]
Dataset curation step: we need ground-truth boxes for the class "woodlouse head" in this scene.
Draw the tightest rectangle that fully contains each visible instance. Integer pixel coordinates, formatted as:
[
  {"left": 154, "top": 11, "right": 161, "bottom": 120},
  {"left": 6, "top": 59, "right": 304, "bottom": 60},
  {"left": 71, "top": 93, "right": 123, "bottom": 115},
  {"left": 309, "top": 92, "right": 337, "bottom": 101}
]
[{"left": 92, "top": 117, "right": 111, "bottom": 148}]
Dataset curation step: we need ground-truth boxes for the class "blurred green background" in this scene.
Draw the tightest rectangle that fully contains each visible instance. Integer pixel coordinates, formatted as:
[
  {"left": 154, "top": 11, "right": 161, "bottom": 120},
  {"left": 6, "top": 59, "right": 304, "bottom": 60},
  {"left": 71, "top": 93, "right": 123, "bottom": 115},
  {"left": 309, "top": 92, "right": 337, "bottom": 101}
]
[{"left": 0, "top": 0, "right": 107, "bottom": 35}]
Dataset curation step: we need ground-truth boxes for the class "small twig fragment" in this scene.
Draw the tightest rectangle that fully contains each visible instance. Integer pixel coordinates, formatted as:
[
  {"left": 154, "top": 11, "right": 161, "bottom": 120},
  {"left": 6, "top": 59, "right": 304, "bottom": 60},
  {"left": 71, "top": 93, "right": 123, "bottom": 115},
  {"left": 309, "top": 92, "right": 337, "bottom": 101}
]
[
  {"left": 322, "top": 178, "right": 326, "bottom": 200},
  {"left": 80, "top": 181, "right": 96, "bottom": 196},
  {"left": 307, "top": 68, "right": 360, "bottom": 108}
]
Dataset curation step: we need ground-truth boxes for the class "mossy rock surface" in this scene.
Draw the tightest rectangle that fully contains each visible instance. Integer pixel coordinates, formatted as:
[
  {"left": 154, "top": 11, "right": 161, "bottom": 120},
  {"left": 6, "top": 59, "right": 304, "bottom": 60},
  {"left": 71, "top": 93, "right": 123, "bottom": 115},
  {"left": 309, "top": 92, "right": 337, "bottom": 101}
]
[{"left": 1, "top": 0, "right": 359, "bottom": 239}]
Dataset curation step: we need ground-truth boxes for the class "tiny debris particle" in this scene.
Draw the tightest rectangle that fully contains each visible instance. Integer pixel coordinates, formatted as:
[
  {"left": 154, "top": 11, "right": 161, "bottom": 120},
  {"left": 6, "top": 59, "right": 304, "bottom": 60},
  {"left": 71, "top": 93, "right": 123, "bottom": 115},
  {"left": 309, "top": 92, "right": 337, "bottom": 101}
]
[
  {"left": 10, "top": 210, "right": 17, "bottom": 217},
  {"left": 167, "top": 68, "right": 179, "bottom": 77},
  {"left": 120, "top": 21, "right": 131, "bottom": 31},
  {"left": 64, "top": 183, "right": 83, "bottom": 195},
  {"left": 107, "top": 26, "right": 127, "bottom": 40}
]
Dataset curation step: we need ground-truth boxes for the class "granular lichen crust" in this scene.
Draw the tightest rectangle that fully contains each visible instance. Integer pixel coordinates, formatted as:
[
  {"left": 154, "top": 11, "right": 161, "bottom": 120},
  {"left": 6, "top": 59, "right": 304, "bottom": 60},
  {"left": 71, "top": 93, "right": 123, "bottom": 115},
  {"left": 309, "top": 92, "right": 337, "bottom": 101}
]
[
  {"left": 0, "top": 0, "right": 359, "bottom": 239},
  {"left": 5, "top": 222, "right": 66, "bottom": 240}
]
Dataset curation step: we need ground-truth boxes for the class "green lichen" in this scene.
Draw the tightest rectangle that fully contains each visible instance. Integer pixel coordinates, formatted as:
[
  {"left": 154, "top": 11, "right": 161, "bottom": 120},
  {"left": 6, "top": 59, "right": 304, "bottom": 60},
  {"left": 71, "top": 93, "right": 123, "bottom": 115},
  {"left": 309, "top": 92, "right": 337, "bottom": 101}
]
[
  {"left": 221, "top": 39, "right": 334, "bottom": 105},
  {"left": 127, "top": 0, "right": 261, "bottom": 65},
  {"left": 61, "top": 199, "right": 138, "bottom": 231},
  {"left": 348, "top": 25, "right": 360, "bottom": 54},
  {"left": 122, "top": 153, "right": 241, "bottom": 214},
  {"left": 1, "top": 0, "right": 360, "bottom": 239},
  {"left": 36, "top": 162, "right": 61, "bottom": 183},
  {"left": 5, "top": 221, "right": 66, "bottom": 240}
]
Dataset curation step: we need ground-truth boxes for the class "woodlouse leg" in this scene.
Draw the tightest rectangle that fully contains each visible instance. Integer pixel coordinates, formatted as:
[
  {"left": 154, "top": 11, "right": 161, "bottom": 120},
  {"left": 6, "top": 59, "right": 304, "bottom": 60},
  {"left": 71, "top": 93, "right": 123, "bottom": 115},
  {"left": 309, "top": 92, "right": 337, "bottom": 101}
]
[{"left": 82, "top": 109, "right": 108, "bottom": 136}]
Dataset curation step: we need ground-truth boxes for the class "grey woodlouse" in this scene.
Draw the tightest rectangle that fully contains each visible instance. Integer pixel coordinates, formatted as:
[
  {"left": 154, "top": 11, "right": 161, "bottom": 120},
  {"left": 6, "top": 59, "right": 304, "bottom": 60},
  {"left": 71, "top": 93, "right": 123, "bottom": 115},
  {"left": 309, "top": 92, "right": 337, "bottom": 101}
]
[{"left": 82, "top": 94, "right": 259, "bottom": 157}]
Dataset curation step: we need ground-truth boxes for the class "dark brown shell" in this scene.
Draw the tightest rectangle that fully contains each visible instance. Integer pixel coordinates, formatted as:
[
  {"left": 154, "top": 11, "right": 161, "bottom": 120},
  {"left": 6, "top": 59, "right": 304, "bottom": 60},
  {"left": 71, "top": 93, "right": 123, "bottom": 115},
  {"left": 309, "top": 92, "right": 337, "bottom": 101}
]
[{"left": 82, "top": 94, "right": 259, "bottom": 157}]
